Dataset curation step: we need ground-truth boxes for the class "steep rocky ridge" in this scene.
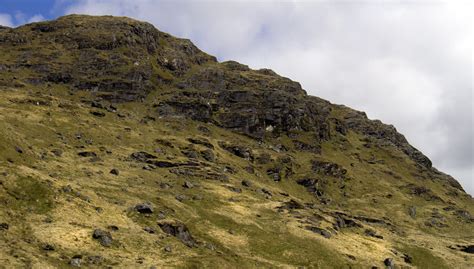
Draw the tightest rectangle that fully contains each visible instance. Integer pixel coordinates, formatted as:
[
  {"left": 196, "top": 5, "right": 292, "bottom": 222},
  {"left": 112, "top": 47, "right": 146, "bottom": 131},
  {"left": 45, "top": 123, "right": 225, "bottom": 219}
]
[{"left": 0, "top": 15, "right": 472, "bottom": 268}]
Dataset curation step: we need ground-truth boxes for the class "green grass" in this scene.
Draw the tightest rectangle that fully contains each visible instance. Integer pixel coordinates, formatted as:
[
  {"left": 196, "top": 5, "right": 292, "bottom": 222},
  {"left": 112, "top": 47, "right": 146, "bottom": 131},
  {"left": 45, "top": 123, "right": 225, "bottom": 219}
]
[{"left": 8, "top": 176, "right": 54, "bottom": 214}]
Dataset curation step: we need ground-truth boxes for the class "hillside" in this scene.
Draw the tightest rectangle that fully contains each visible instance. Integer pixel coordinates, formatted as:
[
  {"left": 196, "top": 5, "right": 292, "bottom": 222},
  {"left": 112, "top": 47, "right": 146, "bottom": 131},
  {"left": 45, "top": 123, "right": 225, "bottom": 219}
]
[{"left": 0, "top": 15, "right": 472, "bottom": 268}]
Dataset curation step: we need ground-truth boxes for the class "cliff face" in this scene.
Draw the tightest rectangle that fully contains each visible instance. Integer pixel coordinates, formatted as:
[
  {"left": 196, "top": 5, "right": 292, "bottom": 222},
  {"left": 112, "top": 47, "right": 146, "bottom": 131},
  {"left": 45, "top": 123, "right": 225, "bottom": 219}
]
[{"left": 0, "top": 15, "right": 472, "bottom": 268}]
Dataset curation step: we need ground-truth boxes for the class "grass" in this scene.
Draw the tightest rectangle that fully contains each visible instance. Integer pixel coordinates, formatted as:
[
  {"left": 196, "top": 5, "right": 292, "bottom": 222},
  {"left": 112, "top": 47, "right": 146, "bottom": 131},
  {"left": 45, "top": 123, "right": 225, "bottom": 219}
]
[{"left": 0, "top": 15, "right": 473, "bottom": 268}]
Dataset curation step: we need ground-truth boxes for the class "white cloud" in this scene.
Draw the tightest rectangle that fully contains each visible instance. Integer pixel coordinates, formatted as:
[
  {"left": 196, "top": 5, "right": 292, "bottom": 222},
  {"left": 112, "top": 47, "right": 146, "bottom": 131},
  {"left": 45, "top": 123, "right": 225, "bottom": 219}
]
[
  {"left": 63, "top": 0, "right": 473, "bottom": 194},
  {"left": 27, "top": 14, "right": 46, "bottom": 23},
  {"left": 0, "top": 12, "right": 46, "bottom": 27},
  {"left": 0, "top": 13, "right": 13, "bottom": 27}
]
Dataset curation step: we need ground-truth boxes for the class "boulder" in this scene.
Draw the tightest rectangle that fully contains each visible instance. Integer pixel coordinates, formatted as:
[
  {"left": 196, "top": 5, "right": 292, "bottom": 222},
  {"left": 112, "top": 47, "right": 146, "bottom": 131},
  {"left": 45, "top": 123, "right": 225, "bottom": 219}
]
[
  {"left": 158, "top": 221, "right": 196, "bottom": 247},
  {"left": 135, "top": 203, "right": 154, "bottom": 214},
  {"left": 92, "top": 229, "right": 113, "bottom": 247}
]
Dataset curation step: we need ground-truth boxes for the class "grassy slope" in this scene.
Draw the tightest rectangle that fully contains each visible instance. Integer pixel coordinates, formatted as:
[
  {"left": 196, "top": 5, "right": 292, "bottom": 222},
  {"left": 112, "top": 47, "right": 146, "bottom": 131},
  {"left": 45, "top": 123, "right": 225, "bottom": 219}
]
[
  {"left": 0, "top": 15, "right": 472, "bottom": 268},
  {"left": 0, "top": 86, "right": 472, "bottom": 268}
]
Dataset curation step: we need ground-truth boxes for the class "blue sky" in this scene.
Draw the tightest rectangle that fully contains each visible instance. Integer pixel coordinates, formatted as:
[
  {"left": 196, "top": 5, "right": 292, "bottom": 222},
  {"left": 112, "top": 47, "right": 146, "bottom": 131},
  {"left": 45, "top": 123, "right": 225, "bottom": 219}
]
[
  {"left": 0, "top": 0, "right": 59, "bottom": 25},
  {"left": 0, "top": 0, "right": 472, "bottom": 194}
]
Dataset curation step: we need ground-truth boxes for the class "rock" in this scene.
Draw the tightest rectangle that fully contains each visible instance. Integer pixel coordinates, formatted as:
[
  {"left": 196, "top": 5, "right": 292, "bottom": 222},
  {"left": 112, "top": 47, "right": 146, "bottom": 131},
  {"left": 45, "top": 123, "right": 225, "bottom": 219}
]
[
  {"left": 256, "top": 153, "right": 271, "bottom": 164},
  {"left": 261, "top": 188, "right": 272, "bottom": 196},
  {"left": 410, "top": 185, "right": 430, "bottom": 196},
  {"left": 183, "top": 181, "right": 194, "bottom": 189},
  {"left": 403, "top": 254, "right": 413, "bottom": 264},
  {"left": 197, "top": 126, "right": 211, "bottom": 134},
  {"left": 306, "top": 226, "right": 331, "bottom": 238},
  {"left": 383, "top": 258, "right": 394, "bottom": 268},
  {"left": 90, "top": 111, "right": 105, "bottom": 117},
  {"left": 454, "top": 210, "right": 474, "bottom": 223},
  {"left": 61, "top": 185, "right": 73, "bottom": 193},
  {"left": 164, "top": 245, "right": 172, "bottom": 252},
  {"left": 92, "top": 229, "right": 113, "bottom": 247},
  {"left": 42, "top": 243, "right": 55, "bottom": 251},
  {"left": 182, "top": 149, "right": 199, "bottom": 159},
  {"left": 218, "top": 142, "right": 253, "bottom": 160},
  {"left": 364, "top": 229, "right": 383, "bottom": 239},
  {"left": 107, "top": 225, "right": 119, "bottom": 231},
  {"left": 187, "top": 137, "right": 214, "bottom": 149},
  {"left": 15, "top": 146, "right": 23, "bottom": 154},
  {"left": 77, "top": 151, "right": 97, "bottom": 157},
  {"left": 0, "top": 223, "right": 9, "bottom": 230},
  {"left": 311, "top": 160, "right": 347, "bottom": 178},
  {"left": 147, "top": 160, "right": 181, "bottom": 168},
  {"left": 135, "top": 203, "right": 154, "bottom": 214},
  {"left": 408, "top": 206, "right": 417, "bottom": 219},
  {"left": 130, "top": 151, "right": 157, "bottom": 162},
  {"left": 70, "top": 257, "right": 82, "bottom": 267},
  {"left": 241, "top": 180, "right": 252, "bottom": 187},
  {"left": 86, "top": 255, "right": 104, "bottom": 265},
  {"left": 201, "top": 149, "right": 215, "bottom": 162},
  {"left": 158, "top": 221, "right": 196, "bottom": 247},
  {"left": 159, "top": 183, "right": 171, "bottom": 189},
  {"left": 110, "top": 168, "right": 119, "bottom": 176},
  {"left": 278, "top": 199, "right": 304, "bottom": 210},
  {"left": 51, "top": 149, "right": 63, "bottom": 157},
  {"left": 293, "top": 140, "right": 321, "bottom": 154},
  {"left": 460, "top": 245, "right": 474, "bottom": 254},
  {"left": 333, "top": 118, "right": 347, "bottom": 135},
  {"left": 143, "top": 227, "right": 156, "bottom": 234},
  {"left": 267, "top": 167, "right": 282, "bottom": 181},
  {"left": 333, "top": 215, "right": 361, "bottom": 230},
  {"left": 227, "top": 186, "right": 242, "bottom": 193},
  {"left": 297, "top": 178, "right": 324, "bottom": 197},
  {"left": 175, "top": 194, "right": 188, "bottom": 202}
]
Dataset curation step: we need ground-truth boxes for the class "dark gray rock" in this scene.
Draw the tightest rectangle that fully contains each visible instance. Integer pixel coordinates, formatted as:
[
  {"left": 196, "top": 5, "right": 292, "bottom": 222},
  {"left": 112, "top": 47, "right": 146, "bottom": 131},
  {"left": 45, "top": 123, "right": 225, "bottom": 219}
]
[
  {"left": 383, "top": 258, "right": 394, "bottom": 269},
  {"left": 227, "top": 186, "right": 242, "bottom": 193},
  {"left": 403, "top": 254, "right": 413, "bottom": 264},
  {"left": 130, "top": 151, "right": 157, "bottom": 162},
  {"left": 158, "top": 221, "right": 196, "bottom": 247},
  {"left": 92, "top": 229, "right": 113, "bottom": 247},
  {"left": 143, "top": 227, "right": 156, "bottom": 234},
  {"left": 241, "top": 180, "right": 252, "bottom": 187},
  {"left": 183, "top": 181, "right": 194, "bottom": 189},
  {"left": 42, "top": 243, "right": 55, "bottom": 251},
  {"left": 187, "top": 138, "right": 214, "bottom": 149},
  {"left": 218, "top": 142, "right": 253, "bottom": 160},
  {"left": 51, "top": 149, "right": 63, "bottom": 157},
  {"left": 0, "top": 223, "right": 9, "bottom": 230},
  {"left": 461, "top": 245, "right": 474, "bottom": 254},
  {"left": 306, "top": 226, "right": 331, "bottom": 238},
  {"left": 135, "top": 203, "right": 154, "bottom": 214},
  {"left": 278, "top": 199, "right": 304, "bottom": 210},
  {"left": 311, "top": 160, "right": 347, "bottom": 178},
  {"left": 90, "top": 111, "right": 105, "bottom": 117},
  {"left": 15, "top": 146, "right": 23, "bottom": 154},
  {"left": 77, "top": 151, "right": 97, "bottom": 158},
  {"left": 201, "top": 149, "right": 215, "bottom": 162},
  {"left": 408, "top": 206, "right": 417, "bottom": 219},
  {"left": 175, "top": 194, "right": 188, "bottom": 202},
  {"left": 364, "top": 229, "right": 383, "bottom": 239}
]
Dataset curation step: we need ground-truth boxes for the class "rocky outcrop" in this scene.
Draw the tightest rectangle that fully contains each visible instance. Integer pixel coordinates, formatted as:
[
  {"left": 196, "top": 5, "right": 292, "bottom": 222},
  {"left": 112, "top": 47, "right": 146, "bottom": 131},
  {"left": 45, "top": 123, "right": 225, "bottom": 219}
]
[
  {"left": 0, "top": 14, "right": 464, "bottom": 193},
  {"left": 0, "top": 15, "right": 215, "bottom": 102}
]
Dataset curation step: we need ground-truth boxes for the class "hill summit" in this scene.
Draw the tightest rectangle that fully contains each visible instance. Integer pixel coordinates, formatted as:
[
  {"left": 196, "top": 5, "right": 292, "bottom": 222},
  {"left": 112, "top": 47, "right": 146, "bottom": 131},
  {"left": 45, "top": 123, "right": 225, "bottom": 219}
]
[{"left": 0, "top": 15, "right": 472, "bottom": 268}]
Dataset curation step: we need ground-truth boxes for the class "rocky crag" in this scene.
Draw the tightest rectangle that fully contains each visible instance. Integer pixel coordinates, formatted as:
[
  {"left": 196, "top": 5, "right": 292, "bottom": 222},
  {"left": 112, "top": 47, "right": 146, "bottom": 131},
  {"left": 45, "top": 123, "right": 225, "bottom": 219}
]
[{"left": 0, "top": 15, "right": 472, "bottom": 268}]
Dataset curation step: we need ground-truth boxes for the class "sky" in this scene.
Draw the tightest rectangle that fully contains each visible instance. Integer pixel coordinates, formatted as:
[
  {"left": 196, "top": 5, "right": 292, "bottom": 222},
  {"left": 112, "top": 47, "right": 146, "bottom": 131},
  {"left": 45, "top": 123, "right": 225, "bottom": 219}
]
[{"left": 0, "top": 0, "right": 472, "bottom": 195}]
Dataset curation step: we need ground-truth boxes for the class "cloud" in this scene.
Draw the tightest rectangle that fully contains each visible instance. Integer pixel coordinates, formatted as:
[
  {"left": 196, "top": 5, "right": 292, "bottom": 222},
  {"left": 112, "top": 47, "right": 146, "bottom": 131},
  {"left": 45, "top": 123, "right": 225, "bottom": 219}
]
[
  {"left": 0, "top": 13, "right": 13, "bottom": 27},
  {"left": 0, "top": 12, "right": 46, "bottom": 27},
  {"left": 14, "top": 12, "right": 46, "bottom": 25},
  {"left": 27, "top": 14, "right": 46, "bottom": 23},
  {"left": 63, "top": 0, "right": 473, "bottom": 194}
]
